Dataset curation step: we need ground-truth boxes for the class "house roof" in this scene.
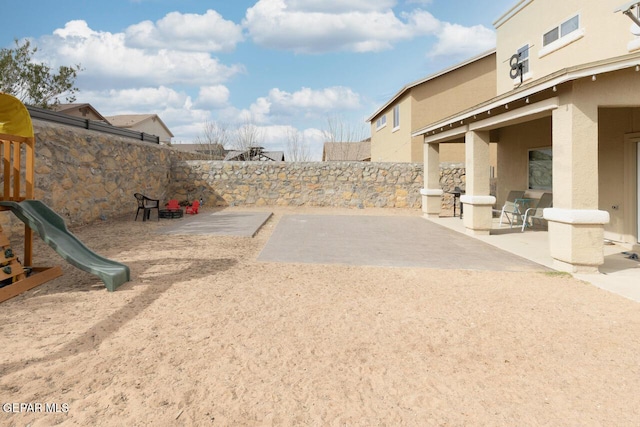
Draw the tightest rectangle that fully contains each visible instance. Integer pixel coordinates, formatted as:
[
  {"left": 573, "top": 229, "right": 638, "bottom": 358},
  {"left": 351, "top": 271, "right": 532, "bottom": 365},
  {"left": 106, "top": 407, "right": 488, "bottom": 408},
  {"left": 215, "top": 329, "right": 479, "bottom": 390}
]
[
  {"left": 322, "top": 140, "right": 371, "bottom": 161},
  {"left": 105, "top": 114, "right": 174, "bottom": 137},
  {"left": 366, "top": 49, "right": 496, "bottom": 123},
  {"left": 412, "top": 51, "right": 640, "bottom": 139},
  {"left": 52, "top": 103, "right": 109, "bottom": 122}
]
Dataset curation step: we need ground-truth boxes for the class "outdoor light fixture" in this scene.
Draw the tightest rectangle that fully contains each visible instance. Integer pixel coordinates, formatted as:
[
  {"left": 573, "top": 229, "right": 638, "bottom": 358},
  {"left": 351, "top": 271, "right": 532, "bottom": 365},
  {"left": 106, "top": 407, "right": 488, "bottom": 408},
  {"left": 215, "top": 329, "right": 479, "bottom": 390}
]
[
  {"left": 592, "top": 75, "right": 597, "bottom": 81},
  {"left": 525, "top": 97, "right": 530, "bottom": 104}
]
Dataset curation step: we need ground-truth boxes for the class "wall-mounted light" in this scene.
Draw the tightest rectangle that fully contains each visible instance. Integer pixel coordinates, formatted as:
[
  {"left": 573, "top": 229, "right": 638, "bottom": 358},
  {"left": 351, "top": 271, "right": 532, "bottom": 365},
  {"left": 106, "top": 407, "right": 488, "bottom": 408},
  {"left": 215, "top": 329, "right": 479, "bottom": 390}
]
[
  {"left": 525, "top": 97, "right": 530, "bottom": 104},
  {"left": 592, "top": 75, "right": 597, "bottom": 81},
  {"left": 552, "top": 86, "right": 557, "bottom": 92}
]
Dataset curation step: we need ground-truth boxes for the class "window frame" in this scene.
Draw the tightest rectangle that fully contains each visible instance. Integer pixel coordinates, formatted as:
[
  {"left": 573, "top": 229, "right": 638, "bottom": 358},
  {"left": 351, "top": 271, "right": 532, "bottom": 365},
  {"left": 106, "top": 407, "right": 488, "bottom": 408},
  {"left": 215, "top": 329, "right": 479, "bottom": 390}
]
[
  {"left": 527, "top": 147, "right": 553, "bottom": 191},
  {"left": 392, "top": 105, "right": 400, "bottom": 131},
  {"left": 375, "top": 114, "right": 387, "bottom": 131},
  {"left": 539, "top": 13, "right": 584, "bottom": 57}
]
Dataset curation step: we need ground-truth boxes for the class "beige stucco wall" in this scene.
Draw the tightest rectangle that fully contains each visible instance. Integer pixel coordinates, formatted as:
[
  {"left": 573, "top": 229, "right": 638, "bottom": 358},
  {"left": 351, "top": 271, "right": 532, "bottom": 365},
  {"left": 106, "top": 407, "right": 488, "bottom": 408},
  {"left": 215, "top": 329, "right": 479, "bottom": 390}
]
[
  {"left": 129, "top": 118, "right": 173, "bottom": 143},
  {"left": 495, "top": 0, "right": 639, "bottom": 94},
  {"left": 371, "top": 53, "right": 496, "bottom": 163},
  {"left": 494, "top": 68, "right": 640, "bottom": 244},
  {"left": 411, "top": 54, "right": 497, "bottom": 131},
  {"left": 599, "top": 108, "right": 640, "bottom": 243},
  {"left": 495, "top": 117, "right": 552, "bottom": 208},
  {"left": 371, "top": 94, "right": 413, "bottom": 162}
]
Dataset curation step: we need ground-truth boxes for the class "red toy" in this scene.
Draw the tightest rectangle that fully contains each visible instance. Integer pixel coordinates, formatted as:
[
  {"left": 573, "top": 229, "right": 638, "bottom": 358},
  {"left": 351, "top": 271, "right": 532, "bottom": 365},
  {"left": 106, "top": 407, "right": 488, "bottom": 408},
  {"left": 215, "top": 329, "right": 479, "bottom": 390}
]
[{"left": 185, "top": 200, "right": 199, "bottom": 214}]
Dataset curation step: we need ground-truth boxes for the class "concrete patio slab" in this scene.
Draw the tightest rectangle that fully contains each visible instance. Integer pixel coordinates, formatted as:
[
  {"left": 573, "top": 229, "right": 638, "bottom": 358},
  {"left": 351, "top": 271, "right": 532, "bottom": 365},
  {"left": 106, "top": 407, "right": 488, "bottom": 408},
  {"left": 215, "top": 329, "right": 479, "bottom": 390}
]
[
  {"left": 158, "top": 211, "right": 272, "bottom": 237},
  {"left": 258, "top": 214, "right": 549, "bottom": 272},
  {"left": 428, "top": 215, "right": 640, "bottom": 303}
]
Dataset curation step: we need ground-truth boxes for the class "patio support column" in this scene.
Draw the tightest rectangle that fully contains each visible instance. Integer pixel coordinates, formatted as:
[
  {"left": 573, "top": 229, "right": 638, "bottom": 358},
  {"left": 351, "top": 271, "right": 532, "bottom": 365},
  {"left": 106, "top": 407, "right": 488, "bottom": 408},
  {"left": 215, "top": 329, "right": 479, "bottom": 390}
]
[
  {"left": 461, "top": 130, "right": 495, "bottom": 235},
  {"left": 545, "top": 91, "right": 609, "bottom": 273},
  {"left": 421, "top": 142, "right": 442, "bottom": 218}
]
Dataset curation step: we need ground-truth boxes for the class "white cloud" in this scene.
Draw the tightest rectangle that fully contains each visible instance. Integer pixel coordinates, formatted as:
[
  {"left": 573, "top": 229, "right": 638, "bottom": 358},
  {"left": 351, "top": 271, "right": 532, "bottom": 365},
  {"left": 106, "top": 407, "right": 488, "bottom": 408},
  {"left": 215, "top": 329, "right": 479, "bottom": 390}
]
[
  {"left": 286, "top": 0, "right": 396, "bottom": 13},
  {"left": 195, "top": 85, "right": 231, "bottom": 109},
  {"left": 38, "top": 20, "right": 244, "bottom": 90},
  {"left": 229, "top": 86, "right": 362, "bottom": 125},
  {"left": 81, "top": 86, "right": 191, "bottom": 114},
  {"left": 244, "top": 0, "right": 438, "bottom": 53},
  {"left": 125, "top": 10, "right": 244, "bottom": 52},
  {"left": 429, "top": 23, "right": 496, "bottom": 57}
]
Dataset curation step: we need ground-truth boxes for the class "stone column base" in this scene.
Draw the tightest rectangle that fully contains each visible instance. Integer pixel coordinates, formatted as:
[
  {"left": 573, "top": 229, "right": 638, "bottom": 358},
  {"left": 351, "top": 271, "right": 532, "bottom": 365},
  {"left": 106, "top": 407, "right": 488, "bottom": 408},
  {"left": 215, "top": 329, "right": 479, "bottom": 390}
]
[
  {"left": 544, "top": 208, "right": 610, "bottom": 273},
  {"left": 421, "top": 188, "right": 443, "bottom": 219},
  {"left": 460, "top": 195, "right": 496, "bottom": 235}
]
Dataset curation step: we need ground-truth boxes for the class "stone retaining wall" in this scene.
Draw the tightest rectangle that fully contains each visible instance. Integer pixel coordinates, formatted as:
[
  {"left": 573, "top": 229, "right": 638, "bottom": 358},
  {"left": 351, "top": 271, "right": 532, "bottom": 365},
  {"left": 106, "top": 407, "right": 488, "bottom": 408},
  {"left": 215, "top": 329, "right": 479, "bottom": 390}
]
[
  {"left": 169, "top": 161, "right": 426, "bottom": 208},
  {"left": 1, "top": 121, "right": 205, "bottom": 235},
  {"left": 2, "top": 121, "right": 468, "bottom": 235}
]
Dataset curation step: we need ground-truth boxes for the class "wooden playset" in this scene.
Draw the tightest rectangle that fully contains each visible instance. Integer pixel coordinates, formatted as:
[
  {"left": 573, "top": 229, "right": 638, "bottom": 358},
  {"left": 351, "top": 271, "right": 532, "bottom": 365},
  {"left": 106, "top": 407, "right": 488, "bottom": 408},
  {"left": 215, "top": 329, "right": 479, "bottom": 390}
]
[{"left": 0, "top": 93, "right": 63, "bottom": 302}]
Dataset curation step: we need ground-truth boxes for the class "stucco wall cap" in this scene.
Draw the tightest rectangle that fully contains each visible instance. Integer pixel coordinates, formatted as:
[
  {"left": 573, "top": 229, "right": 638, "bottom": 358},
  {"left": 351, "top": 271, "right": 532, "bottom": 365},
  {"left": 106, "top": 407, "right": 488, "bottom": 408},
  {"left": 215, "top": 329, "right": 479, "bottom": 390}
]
[
  {"left": 543, "top": 208, "right": 610, "bottom": 224},
  {"left": 460, "top": 195, "right": 496, "bottom": 205},
  {"left": 421, "top": 188, "right": 444, "bottom": 196}
]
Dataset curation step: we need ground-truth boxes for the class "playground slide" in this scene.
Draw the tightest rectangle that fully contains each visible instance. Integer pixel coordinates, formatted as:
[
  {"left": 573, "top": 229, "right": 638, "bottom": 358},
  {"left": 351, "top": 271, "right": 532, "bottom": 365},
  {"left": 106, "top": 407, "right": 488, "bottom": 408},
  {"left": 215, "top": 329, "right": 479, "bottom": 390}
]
[{"left": 0, "top": 200, "right": 130, "bottom": 292}]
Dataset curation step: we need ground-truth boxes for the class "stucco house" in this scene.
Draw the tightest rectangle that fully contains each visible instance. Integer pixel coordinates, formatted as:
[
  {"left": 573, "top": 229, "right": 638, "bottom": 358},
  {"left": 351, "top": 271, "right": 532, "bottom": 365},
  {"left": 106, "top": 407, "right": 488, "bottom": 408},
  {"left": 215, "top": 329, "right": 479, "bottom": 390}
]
[
  {"left": 322, "top": 140, "right": 371, "bottom": 161},
  {"left": 105, "top": 114, "right": 174, "bottom": 144},
  {"left": 52, "top": 103, "right": 109, "bottom": 122},
  {"left": 367, "top": 50, "right": 497, "bottom": 163},
  {"left": 415, "top": 0, "right": 640, "bottom": 273}
]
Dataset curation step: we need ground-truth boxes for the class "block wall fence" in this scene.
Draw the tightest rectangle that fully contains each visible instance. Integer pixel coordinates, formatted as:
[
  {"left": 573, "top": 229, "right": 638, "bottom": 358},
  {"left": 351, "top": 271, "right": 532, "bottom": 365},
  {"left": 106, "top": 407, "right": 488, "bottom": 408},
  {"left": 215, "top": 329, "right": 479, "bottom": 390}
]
[{"left": 1, "top": 121, "right": 466, "bottom": 235}]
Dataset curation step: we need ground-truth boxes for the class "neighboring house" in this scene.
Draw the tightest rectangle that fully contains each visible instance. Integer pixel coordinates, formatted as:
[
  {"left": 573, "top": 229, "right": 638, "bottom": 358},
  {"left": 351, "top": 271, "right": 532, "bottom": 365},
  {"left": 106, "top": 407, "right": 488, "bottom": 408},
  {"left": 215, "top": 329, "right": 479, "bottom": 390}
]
[
  {"left": 414, "top": 0, "right": 640, "bottom": 273},
  {"left": 322, "top": 140, "right": 371, "bottom": 161},
  {"left": 171, "top": 143, "right": 226, "bottom": 159},
  {"left": 105, "top": 114, "right": 174, "bottom": 144},
  {"left": 224, "top": 147, "right": 285, "bottom": 161},
  {"left": 52, "top": 103, "right": 109, "bottom": 122},
  {"left": 367, "top": 50, "right": 497, "bottom": 163}
]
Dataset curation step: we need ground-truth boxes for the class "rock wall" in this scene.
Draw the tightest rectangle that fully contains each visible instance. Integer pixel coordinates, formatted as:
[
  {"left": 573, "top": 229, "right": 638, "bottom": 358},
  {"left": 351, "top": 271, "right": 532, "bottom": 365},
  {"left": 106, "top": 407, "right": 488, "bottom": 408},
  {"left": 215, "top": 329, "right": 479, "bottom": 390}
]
[
  {"left": 2, "top": 121, "right": 468, "bottom": 236},
  {"left": 1, "top": 121, "right": 205, "bottom": 235},
  {"left": 439, "top": 162, "right": 466, "bottom": 211},
  {"left": 169, "top": 161, "right": 425, "bottom": 209}
]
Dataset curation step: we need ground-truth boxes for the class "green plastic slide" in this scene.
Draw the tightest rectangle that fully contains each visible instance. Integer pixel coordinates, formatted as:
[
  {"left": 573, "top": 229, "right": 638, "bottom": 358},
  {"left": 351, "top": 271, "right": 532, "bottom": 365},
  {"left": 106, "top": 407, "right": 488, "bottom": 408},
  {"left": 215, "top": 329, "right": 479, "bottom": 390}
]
[{"left": 0, "top": 200, "right": 130, "bottom": 291}]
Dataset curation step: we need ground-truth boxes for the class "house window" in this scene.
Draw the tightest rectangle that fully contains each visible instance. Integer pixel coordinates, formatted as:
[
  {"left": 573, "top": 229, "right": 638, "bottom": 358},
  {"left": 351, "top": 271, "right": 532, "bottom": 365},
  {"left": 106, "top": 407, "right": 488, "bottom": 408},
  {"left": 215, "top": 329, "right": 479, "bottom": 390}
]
[
  {"left": 393, "top": 105, "right": 400, "bottom": 130},
  {"left": 543, "top": 14, "right": 579, "bottom": 46},
  {"left": 528, "top": 148, "right": 552, "bottom": 190},
  {"left": 517, "top": 44, "right": 529, "bottom": 75},
  {"left": 376, "top": 115, "right": 386, "bottom": 130}
]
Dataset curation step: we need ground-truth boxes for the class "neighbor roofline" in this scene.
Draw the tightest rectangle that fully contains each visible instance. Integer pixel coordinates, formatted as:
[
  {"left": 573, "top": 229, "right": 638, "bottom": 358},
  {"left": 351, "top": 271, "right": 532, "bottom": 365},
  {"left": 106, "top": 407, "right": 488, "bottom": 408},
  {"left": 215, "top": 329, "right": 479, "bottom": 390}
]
[{"left": 366, "top": 49, "right": 497, "bottom": 123}]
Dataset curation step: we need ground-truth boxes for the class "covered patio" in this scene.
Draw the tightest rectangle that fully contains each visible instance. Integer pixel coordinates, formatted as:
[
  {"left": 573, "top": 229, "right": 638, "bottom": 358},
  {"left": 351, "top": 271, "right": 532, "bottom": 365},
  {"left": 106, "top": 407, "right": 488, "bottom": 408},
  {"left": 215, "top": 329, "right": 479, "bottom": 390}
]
[
  {"left": 427, "top": 215, "right": 640, "bottom": 302},
  {"left": 416, "top": 53, "right": 640, "bottom": 277}
]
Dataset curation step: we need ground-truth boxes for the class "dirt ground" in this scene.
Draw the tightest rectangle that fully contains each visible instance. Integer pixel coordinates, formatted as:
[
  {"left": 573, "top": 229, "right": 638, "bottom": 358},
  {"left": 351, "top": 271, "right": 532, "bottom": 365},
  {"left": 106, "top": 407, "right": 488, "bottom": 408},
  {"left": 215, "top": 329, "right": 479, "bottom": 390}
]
[{"left": 0, "top": 206, "right": 639, "bottom": 426}]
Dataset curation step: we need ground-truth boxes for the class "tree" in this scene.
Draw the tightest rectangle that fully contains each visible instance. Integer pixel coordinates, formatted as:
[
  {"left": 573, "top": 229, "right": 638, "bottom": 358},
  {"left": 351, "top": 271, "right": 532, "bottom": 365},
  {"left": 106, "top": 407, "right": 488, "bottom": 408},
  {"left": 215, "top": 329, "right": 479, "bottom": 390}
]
[
  {"left": 194, "top": 120, "right": 228, "bottom": 159},
  {"left": 0, "top": 39, "right": 82, "bottom": 109},
  {"left": 285, "top": 127, "right": 312, "bottom": 162},
  {"left": 233, "top": 115, "right": 264, "bottom": 153},
  {"left": 322, "top": 115, "right": 370, "bottom": 161}
]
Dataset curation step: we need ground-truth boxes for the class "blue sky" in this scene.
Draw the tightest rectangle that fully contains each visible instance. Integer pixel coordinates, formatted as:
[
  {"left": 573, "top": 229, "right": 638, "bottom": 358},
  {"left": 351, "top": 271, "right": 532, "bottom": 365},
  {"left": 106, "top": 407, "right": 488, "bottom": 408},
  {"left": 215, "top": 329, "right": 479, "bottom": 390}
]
[{"left": 2, "top": 0, "right": 515, "bottom": 159}]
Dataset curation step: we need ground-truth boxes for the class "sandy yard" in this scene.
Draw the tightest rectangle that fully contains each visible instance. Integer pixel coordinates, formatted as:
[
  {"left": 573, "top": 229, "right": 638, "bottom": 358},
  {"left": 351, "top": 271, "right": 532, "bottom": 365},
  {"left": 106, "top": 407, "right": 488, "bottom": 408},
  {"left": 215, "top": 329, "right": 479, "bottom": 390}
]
[{"left": 0, "top": 206, "right": 639, "bottom": 426}]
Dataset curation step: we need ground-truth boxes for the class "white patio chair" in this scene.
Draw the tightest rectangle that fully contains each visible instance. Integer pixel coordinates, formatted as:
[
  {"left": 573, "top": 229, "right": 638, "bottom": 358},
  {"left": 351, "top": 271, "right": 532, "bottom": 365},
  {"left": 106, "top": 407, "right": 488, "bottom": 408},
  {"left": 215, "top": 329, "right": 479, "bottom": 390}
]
[
  {"left": 521, "top": 192, "right": 553, "bottom": 231},
  {"left": 498, "top": 190, "right": 526, "bottom": 227}
]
